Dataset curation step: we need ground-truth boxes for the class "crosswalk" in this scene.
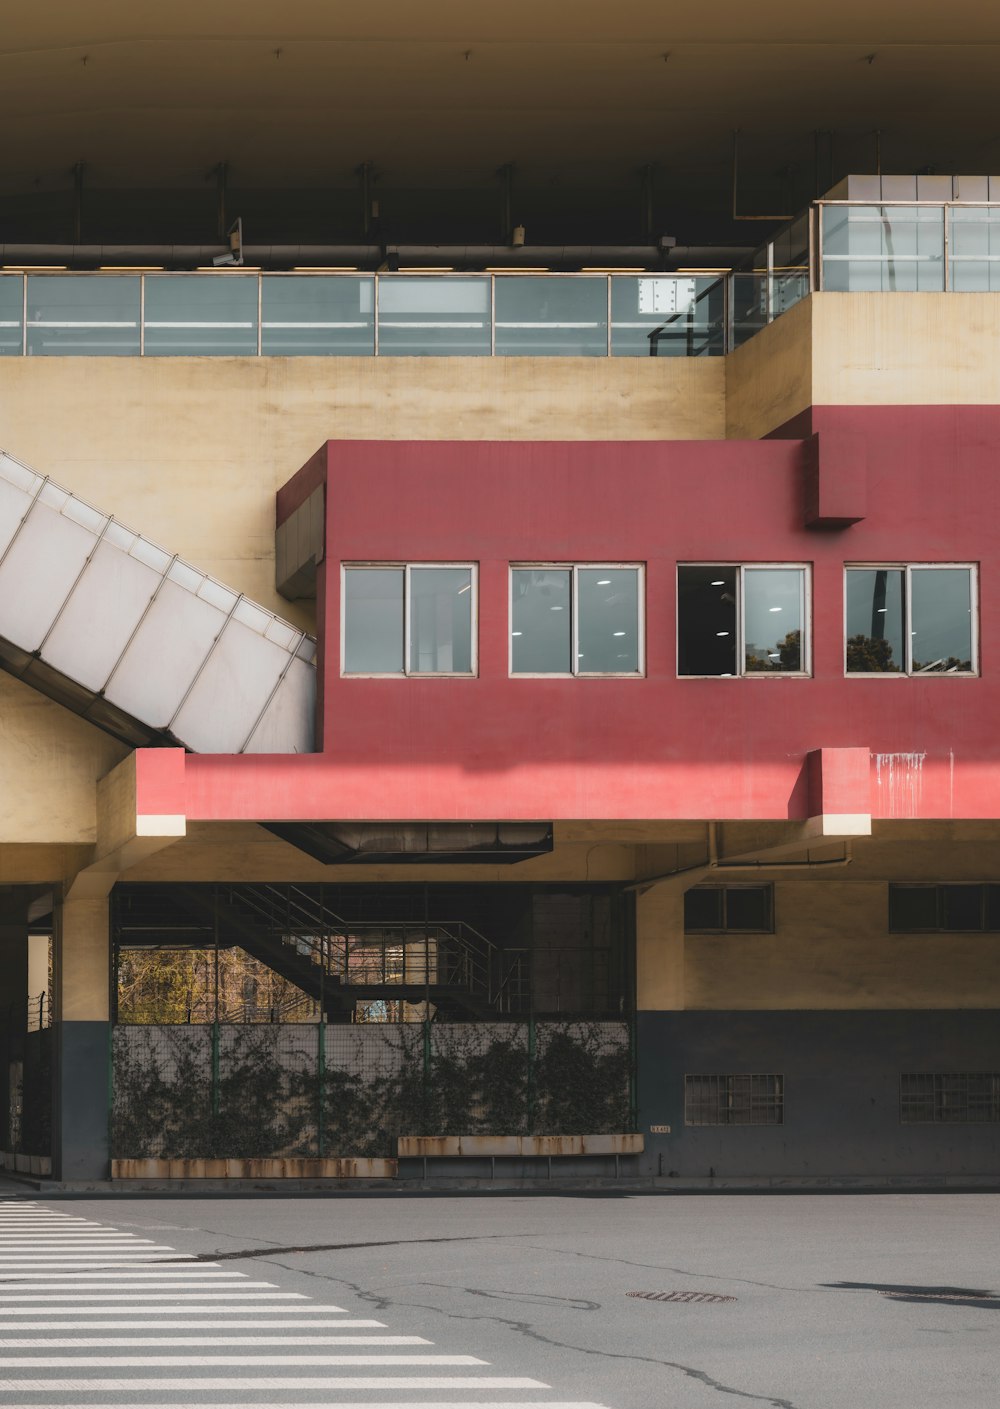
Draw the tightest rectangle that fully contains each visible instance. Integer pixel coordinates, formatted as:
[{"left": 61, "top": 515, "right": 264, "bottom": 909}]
[{"left": 0, "top": 1198, "right": 612, "bottom": 1408}]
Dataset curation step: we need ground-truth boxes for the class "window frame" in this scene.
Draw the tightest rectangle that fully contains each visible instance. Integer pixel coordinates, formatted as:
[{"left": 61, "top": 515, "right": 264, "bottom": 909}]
[
  {"left": 508, "top": 562, "right": 646, "bottom": 678},
  {"left": 340, "top": 561, "right": 479, "bottom": 678},
  {"left": 888, "top": 882, "right": 1000, "bottom": 934},
  {"left": 683, "top": 883, "right": 775, "bottom": 935},
  {"left": 684, "top": 1073, "right": 785, "bottom": 1126},
  {"left": 844, "top": 563, "right": 979, "bottom": 678},
  {"left": 676, "top": 562, "right": 811, "bottom": 679}
]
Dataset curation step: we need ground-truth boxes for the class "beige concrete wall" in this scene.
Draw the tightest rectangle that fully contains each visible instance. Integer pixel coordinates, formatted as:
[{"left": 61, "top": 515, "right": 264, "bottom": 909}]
[
  {"left": 0, "top": 674, "right": 127, "bottom": 846},
  {"left": 57, "top": 895, "right": 110, "bottom": 1022},
  {"left": 0, "top": 356, "right": 724, "bottom": 627},
  {"left": 811, "top": 292, "right": 1000, "bottom": 407},
  {"left": 725, "top": 296, "right": 813, "bottom": 439}
]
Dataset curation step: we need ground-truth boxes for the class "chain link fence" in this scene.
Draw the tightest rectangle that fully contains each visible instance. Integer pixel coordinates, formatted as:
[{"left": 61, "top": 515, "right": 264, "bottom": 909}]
[{"left": 111, "top": 1019, "right": 633, "bottom": 1160}]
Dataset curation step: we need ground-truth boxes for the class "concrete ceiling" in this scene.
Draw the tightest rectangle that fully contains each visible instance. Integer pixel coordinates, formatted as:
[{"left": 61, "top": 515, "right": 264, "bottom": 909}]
[{"left": 2, "top": 5, "right": 998, "bottom": 213}]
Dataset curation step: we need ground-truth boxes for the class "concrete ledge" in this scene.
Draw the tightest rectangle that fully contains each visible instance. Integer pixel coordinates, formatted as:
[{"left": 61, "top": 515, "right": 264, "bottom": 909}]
[
  {"left": 398, "top": 1134, "right": 643, "bottom": 1157},
  {"left": 111, "top": 1157, "right": 397, "bottom": 1180},
  {"left": 0, "top": 1150, "right": 52, "bottom": 1177}
]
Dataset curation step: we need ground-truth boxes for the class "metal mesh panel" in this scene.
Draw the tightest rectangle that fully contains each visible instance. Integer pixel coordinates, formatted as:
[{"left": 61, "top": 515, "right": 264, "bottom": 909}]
[
  {"left": 112, "top": 1025, "right": 212, "bottom": 1158},
  {"left": 216, "top": 1025, "right": 320, "bottom": 1157},
  {"left": 112, "top": 1018, "right": 634, "bottom": 1159},
  {"left": 533, "top": 1021, "right": 631, "bottom": 1134},
  {"left": 323, "top": 1025, "right": 422, "bottom": 1157},
  {"left": 427, "top": 1024, "right": 530, "bottom": 1135}
]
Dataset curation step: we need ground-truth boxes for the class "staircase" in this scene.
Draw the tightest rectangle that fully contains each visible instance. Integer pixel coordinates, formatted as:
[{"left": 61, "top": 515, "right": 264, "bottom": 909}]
[{"left": 161, "top": 883, "right": 524, "bottom": 1022}]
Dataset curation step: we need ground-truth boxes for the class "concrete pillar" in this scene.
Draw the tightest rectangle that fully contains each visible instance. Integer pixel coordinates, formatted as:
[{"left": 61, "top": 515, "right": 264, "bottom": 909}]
[
  {"left": 634, "top": 883, "right": 687, "bottom": 1177},
  {"left": 0, "top": 902, "right": 30, "bottom": 1155},
  {"left": 52, "top": 895, "right": 111, "bottom": 1181}
]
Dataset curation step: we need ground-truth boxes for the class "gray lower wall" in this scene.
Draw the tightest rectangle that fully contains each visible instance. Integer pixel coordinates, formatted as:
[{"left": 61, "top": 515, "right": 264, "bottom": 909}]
[
  {"left": 52, "top": 1021, "right": 110, "bottom": 1182},
  {"left": 637, "top": 1010, "right": 1000, "bottom": 1179}
]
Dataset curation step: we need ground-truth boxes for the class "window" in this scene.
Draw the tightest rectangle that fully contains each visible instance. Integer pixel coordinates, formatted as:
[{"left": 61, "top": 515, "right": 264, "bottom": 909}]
[
  {"left": 510, "top": 565, "right": 643, "bottom": 676},
  {"left": 685, "top": 1074, "right": 784, "bottom": 1126},
  {"left": 900, "top": 1073, "right": 1000, "bottom": 1124},
  {"left": 845, "top": 566, "right": 976, "bottom": 674},
  {"left": 677, "top": 565, "right": 808, "bottom": 676},
  {"left": 342, "top": 565, "right": 476, "bottom": 675},
  {"left": 889, "top": 884, "right": 1000, "bottom": 933},
  {"left": 684, "top": 884, "right": 773, "bottom": 933}
]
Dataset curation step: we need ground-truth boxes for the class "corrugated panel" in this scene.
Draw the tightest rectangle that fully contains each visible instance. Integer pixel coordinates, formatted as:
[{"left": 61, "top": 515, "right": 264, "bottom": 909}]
[{"left": 0, "top": 451, "right": 316, "bottom": 754}]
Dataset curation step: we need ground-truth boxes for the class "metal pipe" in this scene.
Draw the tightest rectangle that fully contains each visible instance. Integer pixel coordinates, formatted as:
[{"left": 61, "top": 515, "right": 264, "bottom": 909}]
[{"left": 0, "top": 242, "right": 753, "bottom": 272}]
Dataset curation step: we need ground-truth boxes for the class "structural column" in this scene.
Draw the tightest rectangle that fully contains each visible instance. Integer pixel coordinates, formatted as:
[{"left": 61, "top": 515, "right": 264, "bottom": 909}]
[
  {"left": 0, "top": 898, "right": 30, "bottom": 1158},
  {"left": 634, "top": 880, "right": 687, "bottom": 1177},
  {"left": 52, "top": 895, "right": 111, "bottom": 1181}
]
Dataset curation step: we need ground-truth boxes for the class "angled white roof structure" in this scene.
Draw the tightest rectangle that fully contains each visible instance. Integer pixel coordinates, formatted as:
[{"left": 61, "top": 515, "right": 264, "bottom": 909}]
[{"left": 0, "top": 452, "right": 316, "bottom": 754}]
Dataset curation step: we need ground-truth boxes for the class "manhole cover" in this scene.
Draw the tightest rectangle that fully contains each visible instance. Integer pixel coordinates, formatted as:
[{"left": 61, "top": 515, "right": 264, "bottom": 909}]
[{"left": 627, "top": 1290, "right": 736, "bottom": 1304}]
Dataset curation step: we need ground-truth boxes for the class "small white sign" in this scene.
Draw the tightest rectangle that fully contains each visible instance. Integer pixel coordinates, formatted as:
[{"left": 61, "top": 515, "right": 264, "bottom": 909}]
[
  {"left": 649, "top": 1124, "right": 671, "bottom": 1134},
  {"left": 638, "top": 278, "right": 696, "bottom": 316}
]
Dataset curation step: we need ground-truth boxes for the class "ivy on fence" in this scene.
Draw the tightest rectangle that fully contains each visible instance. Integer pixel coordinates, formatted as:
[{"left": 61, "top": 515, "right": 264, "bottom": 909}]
[{"left": 111, "top": 1019, "right": 633, "bottom": 1160}]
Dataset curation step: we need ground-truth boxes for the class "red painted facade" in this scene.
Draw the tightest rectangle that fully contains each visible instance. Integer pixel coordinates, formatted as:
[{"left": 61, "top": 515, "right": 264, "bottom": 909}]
[{"left": 139, "top": 406, "right": 1000, "bottom": 824}]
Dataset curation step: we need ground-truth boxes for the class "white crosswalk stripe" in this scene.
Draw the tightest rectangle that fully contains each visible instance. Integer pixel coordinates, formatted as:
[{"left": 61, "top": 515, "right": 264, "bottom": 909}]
[{"left": 0, "top": 1198, "right": 615, "bottom": 1408}]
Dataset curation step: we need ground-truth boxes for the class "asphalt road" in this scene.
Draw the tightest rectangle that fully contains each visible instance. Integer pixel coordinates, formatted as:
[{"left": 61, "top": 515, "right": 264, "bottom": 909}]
[{"left": 1, "top": 1189, "right": 998, "bottom": 1408}]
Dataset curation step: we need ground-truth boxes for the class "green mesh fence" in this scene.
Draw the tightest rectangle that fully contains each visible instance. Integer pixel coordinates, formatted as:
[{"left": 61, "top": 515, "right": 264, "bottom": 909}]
[{"left": 112, "top": 1019, "right": 633, "bottom": 1159}]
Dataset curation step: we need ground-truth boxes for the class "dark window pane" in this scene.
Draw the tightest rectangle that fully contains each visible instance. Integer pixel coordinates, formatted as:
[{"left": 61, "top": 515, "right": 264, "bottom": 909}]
[
  {"left": 684, "top": 889, "right": 723, "bottom": 931},
  {"left": 743, "top": 569, "right": 804, "bottom": 672},
  {"left": 511, "top": 569, "right": 571, "bottom": 673},
  {"left": 985, "top": 886, "right": 1000, "bottom": 931},
  {"left": 846, "top": 568, "right": 905, "bottom": 672},
  {"left": 889, "top": 885, "right": 938, "bottom": 931},
  {"left": 941, "top": 885, "right": 984, "bottom": 931},
  {"left": 678, "top": 566, "right": 737, "bottom": 676},
  {"left": 725, "top": 886, "right": 772, "bottom": 931},
  {"left": 910, "top": 568, "right": 974, "bottom": 673},
  {"left": 343, "top": 568, "right": 404, "bottom": 673}
]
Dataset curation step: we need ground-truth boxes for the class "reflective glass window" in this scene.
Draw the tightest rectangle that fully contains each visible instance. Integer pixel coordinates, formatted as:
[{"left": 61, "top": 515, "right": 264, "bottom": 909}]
[
  {"left": 949, "top": 208, "right": 1000, "bottom": 292},
  {"left": 409, "top": 567, "right": 473, "bottom": 673},
  {"left": 377, "top": 277, "right": 490, "bottom": 356},
  {"left": 610, "top": 276, "right": 724, "bottom": 357},
  {"left": 144, "top": 275, "right": 258, "bottom": 356},
  {"left": 577, "top": 568, "right": 640, "bottom": 673},
  {"left": 744, "top": 569, "right": 804, "bottom": 672},
  {"left": 822, "top": 205, "right": 945, "bottom": 292},
  {"left": 678, "top": 566, "right": 806, "bottom": 676},
  {"left": 846, "top": 566, "right": 975, "bottom": 675},
  {"left": 0, "top": 276, "right": 23, "bottom": 355},
  {"left": 343, "top": 569, "right": 404, "bottom": 674},
  {"left": 261, "top": 276, "right": 374, "bottom": 354},
  {"left": 26, "top": 275, "right": 140, "bottom": 356},
  {"left": 846, "top": 569, "right": 905, "bottom": 673},
  {"left": 494, "top": 276, "right": 607, "bottom": 356},
  {"left": 511, "top": 566, "right": 642, "bottom": 675},
  {"left": 910, "top": 568, "right": 973, "bottom": 673},
  {"left": 511, "top": 569, "right": 571, "bottom": 674},
  {"left": 344, "top": 565, "right": 475, "bottom": 676}
]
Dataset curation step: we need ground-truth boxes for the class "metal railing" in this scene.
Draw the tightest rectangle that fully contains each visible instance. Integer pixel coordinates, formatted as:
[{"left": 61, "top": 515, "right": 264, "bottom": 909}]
[
  {"left": 816, "top": 200, "right": 1000, "bottom": 293},
  {"left": 0, "top": 269, "right": 728, "bottom": 359}
]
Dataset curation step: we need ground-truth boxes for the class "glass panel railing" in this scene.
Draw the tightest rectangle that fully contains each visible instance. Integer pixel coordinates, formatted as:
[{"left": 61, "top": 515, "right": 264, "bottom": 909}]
[
  {"left": 144, "top": 274, "right": 258, "bottom": 355},
  {"left": 610, "top": 275, "right": 723, "bottom": 356},
  {"left": 26, "top": 275, "right": 140, "bottom": 356},
  {"left": 0, "top": 276, "right": 22, "bottom": 355},
  {"left": 376, "top": 276, "right": 490, "bottom": 355},
  {"left": 494, "top": 275, "right": 607, "bottom": 355},
  {"left": 821, "top": 204, "right": 945, "bottom": 291},
  {"left": 730, "top": 273, "right": 768, "bottom": 347},
  {"left": 771, "top": 211, "right": 811, "bottom": 316},
  {"left": 261, "top": 275, "right": 374, "bottom": 354},
  {"left": 948, "top": 207, "right": 1000, "bottom": 291}
]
